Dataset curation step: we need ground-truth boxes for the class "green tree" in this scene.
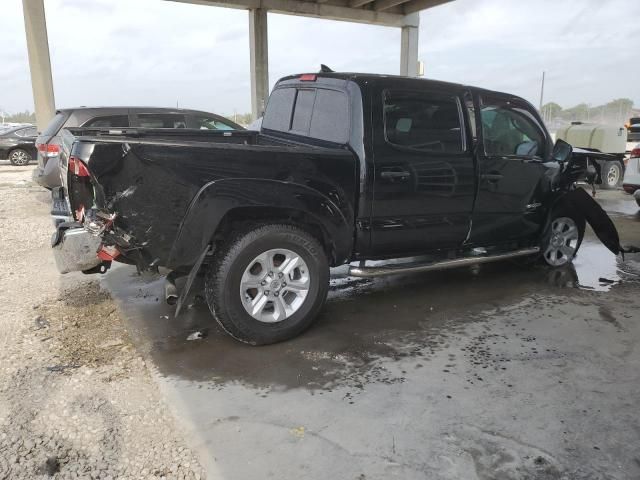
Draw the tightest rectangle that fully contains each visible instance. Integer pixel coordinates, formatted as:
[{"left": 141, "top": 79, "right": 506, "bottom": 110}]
[
  {"left": 5, "top": 110, "right": 36, "bottom": 124},
  {"left": 541, "top": 102, "right": 562, "bottom": 120}
]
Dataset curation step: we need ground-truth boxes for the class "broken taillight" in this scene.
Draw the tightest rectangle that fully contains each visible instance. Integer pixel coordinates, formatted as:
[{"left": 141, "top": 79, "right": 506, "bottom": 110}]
[
  {"left": 97, "top": 245, "right": 120, "bottom": 261},
  {"left": 68, "top": 156, "right": 91, "bottom": 177}
]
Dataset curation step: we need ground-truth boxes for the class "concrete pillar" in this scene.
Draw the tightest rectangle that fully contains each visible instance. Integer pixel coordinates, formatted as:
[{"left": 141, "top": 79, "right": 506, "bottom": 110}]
[
  {"left": 22, "top": 0, "right": 56, "bottom": 131},
  {"left": 249, "top": 8, "right": 269, "bottom": 120},
  {"left": 400, "top": 24, "right": 419, "bottom": 77}
]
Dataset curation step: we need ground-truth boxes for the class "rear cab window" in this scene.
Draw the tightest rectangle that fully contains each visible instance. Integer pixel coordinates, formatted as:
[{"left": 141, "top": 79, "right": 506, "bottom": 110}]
[{"left": 262, "top": 85, "right": 350, "bottom": 144}]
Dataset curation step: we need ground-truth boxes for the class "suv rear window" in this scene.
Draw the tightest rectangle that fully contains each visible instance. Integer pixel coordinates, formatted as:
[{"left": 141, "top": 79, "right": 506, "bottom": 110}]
[
  {"left": 263, "top": 86, "right": 349, "bottom": 144},
  {"left": 41, "top": 112, "right": 70, "bottom": 137}
]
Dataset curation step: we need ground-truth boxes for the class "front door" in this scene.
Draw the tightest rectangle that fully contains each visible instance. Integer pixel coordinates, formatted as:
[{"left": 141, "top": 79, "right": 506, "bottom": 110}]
[
  {"left": 370, "top": 87, "right": 476, "bottom": 257},
  {"left": 470, "top": 93, "right": 552, "bottom": 245}
]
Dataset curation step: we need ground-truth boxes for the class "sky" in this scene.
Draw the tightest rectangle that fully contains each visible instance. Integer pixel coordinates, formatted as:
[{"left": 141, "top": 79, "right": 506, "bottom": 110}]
[{"left": 0, "top": 0, "right": 638, "bottom": 116}]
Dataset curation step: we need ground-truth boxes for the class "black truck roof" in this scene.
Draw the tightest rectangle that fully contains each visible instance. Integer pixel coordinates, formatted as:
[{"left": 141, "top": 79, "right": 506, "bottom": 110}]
[{"left": 278, "top": 71, "right": 532, "bottom": 106}]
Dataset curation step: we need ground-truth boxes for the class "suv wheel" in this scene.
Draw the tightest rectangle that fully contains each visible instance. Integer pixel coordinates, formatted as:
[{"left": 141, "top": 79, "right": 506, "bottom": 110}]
[
  {"left": 541, "top": 209, "right": 585, "bottom": 267},
  {"left": 600, "top": 161, "right": 622, "bottom": 189},
  {"left": 205, "top": 224, "right": 329, "bottom": 345},
  {"left": 8, "top": 149, "right": 32, "bottom": 166}
]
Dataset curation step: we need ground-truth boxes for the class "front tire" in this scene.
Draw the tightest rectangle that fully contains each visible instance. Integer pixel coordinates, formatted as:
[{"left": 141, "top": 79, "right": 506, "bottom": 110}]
[
  {"left": 541, "top": 208, "right": 585, "bottom": 267},
  {"left": 8, "top": 148, "right": 32, "bottom": 166},
  {"left": 600, "top": 161, "right": 622, "bottom": 190},
  {"left": 205, "top": 224, "right": 329, "bottom": 345}
]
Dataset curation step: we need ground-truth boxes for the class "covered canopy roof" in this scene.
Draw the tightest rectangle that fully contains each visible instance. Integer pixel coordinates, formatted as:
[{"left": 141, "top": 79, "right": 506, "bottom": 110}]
[{"left": 170, "top": 0, "right": 454, "bottom": 26}]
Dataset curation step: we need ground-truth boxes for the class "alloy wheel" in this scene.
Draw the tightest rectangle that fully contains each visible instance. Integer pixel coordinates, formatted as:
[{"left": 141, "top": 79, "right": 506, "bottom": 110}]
[
  {"left": 239, "top": 248, "right": 310, "bottom": 323},
  {"left": 544, "top": 217, "right": 579, "bottom": 266},
  {"left": 10, "top": 150, "right": 29, "bottom": 166}
]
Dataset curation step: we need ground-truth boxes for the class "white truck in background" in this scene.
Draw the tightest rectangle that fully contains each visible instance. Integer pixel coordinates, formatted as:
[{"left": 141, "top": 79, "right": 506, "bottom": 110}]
[{"left": 556, "top": 122, "right": 627, "bottom": 189}]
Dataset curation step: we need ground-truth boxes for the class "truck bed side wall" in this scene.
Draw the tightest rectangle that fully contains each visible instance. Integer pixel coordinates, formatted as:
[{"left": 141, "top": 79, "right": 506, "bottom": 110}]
[{"left": 82, "top": 138, "right": 357, "bottom": 269}]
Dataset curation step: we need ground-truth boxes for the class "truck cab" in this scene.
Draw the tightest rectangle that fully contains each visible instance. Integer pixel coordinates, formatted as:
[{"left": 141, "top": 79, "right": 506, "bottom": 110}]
[{"left": 265, "top": 73, "right": 556, "bottom": 260}]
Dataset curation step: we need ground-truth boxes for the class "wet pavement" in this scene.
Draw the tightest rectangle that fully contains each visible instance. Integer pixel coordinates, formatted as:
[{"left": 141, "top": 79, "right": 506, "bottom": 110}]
[{"left": 102, "top": 190, "right": 640, "bottom": 480}]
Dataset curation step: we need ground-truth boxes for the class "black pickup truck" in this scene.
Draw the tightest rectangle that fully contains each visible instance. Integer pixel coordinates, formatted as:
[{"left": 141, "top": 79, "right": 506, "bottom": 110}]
[{"left": 52, "top": 72, "right": 621, "bottom": 345}]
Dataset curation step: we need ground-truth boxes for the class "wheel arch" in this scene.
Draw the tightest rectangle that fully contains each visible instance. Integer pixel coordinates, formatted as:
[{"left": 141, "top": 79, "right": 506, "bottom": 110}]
[{"left": 168, "top": 178, "right": 354, "bottom": 269}]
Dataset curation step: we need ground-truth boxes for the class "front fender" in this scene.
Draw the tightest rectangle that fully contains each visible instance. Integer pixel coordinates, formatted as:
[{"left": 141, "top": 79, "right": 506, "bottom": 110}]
[{"left": 168, "top": 178, "right": 354, "bottom": 268}]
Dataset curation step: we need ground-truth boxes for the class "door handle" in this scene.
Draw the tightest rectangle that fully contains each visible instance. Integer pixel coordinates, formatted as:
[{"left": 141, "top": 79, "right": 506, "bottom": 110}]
[
  {"left": 381, "top": 170, "right": 411, "bottom": 181},
  {"left": 480, "top": 173, "right": 503, "bottom": 183}
]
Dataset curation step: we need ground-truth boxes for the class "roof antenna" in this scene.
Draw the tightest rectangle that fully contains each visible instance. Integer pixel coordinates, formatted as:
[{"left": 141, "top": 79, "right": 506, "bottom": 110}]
[{"left": 320, "top": 64, "right": 334, "bottom": 73}]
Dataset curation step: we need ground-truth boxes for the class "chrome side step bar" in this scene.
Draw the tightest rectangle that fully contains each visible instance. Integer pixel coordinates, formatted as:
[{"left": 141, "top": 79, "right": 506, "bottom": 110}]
[{"left": 348, "top": 247, "right": 540, "bottom": 279}]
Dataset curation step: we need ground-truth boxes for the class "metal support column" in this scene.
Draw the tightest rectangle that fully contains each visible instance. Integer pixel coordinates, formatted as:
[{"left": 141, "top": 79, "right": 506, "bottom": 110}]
[
  {"left": 249, "top": 8, "right": 269, "bottom": 121},
  {"left": 400, "top": 23, "right": 419, "bottom": 77},
  {"left": 22, "top": 0, "right": 56, "bottom": 131}
]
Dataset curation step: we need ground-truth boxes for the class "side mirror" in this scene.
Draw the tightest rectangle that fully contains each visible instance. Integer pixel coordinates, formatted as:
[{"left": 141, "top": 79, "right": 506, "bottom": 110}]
[{"left": 552, "top": 139, "right": 573, "bottom": 163}]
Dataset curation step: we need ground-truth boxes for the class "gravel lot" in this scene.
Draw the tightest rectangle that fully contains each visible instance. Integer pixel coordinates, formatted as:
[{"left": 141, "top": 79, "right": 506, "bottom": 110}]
[{"left": 0, "top": 165, "right": 205, "bottom": 479}]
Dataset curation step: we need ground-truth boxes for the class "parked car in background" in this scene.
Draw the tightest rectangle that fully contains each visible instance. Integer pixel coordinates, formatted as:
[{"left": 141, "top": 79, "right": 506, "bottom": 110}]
[
  {"left": 622, "top": 145, "right": 640, "bottom": 206},
  {"left": 33, "top": 107, "right": 243, "bottom": 188},
  {"left": 627, "top": 117, "right": 640, "bottom": 142},
  {"left": 0, "top": 125, "right": 38, "bottom": 166}
]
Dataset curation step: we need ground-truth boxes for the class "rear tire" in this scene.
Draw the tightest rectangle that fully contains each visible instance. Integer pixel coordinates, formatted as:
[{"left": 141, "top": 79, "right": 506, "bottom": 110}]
[
  {"left": 540, "top": 207, "right": 585, "bottom": 267},
  {"left": 600, "top": 161, "right": 622, "bottom": 190},
  {"left": 205, "top": 224, "right": 329, "bottom": 345},
  {"left": 8, "top": 148, "right": 32, "bottom": 166}
]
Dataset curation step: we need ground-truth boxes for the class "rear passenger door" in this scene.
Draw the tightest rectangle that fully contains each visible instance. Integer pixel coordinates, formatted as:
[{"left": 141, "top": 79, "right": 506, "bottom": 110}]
[{"left": 370, "top": 87, "right": 476, "bottom": 256}]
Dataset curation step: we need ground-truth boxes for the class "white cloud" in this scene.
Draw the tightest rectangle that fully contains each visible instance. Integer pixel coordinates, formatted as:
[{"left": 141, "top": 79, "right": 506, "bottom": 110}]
[{"left": 0, "top": 0, "right": 638, "bottom": 116}]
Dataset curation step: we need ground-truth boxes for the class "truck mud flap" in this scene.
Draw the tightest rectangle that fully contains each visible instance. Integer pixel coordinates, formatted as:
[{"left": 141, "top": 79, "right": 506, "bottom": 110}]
[
  {"left": 563, "top": 188, "right": 621, "bottom": 255},
  {"left": 175, "top": 246, "right": 211, "bottom": 317}
]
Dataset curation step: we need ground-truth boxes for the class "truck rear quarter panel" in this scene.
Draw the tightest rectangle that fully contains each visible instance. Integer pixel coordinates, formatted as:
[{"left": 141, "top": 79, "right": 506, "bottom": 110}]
[{"left": 83, "top": 139, "right": 357, "bottom": 269}]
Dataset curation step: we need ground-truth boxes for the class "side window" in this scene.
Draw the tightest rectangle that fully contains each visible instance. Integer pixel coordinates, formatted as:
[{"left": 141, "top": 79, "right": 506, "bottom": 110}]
[
  {"left": 25, "top": 127, "right": 38, "bottom": 136},
  {"left": 480, "top": 97, "right": 546, "bottom": 157},
  {"left": 83, "top": 115, "right": 129, "bottom": 128},
  {"left": 194, "top": 116, "right": 235, "bottom": 130},
  {"left": 14, "top": 129, "right": 27, "bottom": 137},
  {"left": 137, "top": 114, "right": 187, "bottom": 129},
  {"left": 384, "top": 91, "right": 463, "bottom": 153}
]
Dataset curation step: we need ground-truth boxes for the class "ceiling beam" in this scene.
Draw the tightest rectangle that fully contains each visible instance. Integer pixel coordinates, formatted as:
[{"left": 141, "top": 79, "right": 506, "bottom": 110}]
[
  {"left": 403, "top": 0, "right": 452, "bottom": 14},
  {"left": 166, "top": 0, "right": 422, "bottom": 26},
  {"left": 374, "top": 0, "right": 409, "bottom": 11},
  {"left": 349, "top": 0, "right": 374, "bottom": 7}
]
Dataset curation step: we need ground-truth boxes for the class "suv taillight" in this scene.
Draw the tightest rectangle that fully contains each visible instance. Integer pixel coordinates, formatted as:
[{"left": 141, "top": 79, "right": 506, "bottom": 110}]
[
  {"left": 37, "top": 143, "right": 60, "bottom": 157},
  {"left": 630, "top": 147, "right": 640, "bottom": 159},
  {"left": 68, "top": 156, "right": 90, "bottom": 177}
]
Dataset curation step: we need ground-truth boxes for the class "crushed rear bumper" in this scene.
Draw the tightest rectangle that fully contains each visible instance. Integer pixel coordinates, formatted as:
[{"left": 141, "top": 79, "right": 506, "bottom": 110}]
[{"left": 51, "top": 222, "right": 102, "bottom": 274}]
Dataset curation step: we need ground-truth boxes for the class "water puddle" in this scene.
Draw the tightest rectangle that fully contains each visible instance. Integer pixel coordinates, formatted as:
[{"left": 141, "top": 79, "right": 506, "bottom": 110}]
[
  {"left": 572, "top": 238, "right": 640, "bottom": 291},
  {"left": 573, "top": 242, "right": 622, "bottom": 291}
]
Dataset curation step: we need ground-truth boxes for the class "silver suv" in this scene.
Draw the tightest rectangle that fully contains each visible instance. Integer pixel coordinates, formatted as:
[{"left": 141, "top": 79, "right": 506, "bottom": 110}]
[{"left": 33, "top": 107, "right": 242, "bottom": 188}]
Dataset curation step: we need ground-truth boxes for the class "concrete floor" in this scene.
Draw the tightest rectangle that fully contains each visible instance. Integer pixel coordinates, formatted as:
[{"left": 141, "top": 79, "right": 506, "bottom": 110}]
[{"left": 103, "top": 190, "right": 640, "bottom": 480}]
